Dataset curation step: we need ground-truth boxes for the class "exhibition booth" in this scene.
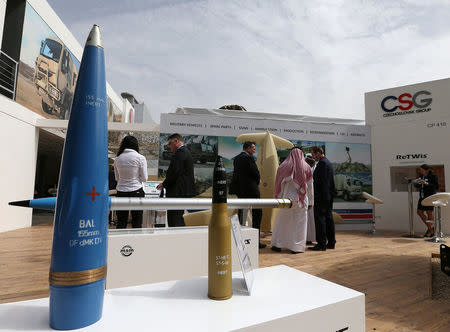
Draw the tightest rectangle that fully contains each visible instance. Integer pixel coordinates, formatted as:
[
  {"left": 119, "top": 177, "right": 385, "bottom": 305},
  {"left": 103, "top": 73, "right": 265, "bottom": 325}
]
[
  {"left": 159, "top": 108, "right": 373, "bottom": 230},
  {"left": 0, "top": 2, "right": 369, "bottom": 329},
  {"left": 90, "top": 108, "right": 372, "bottom": 330},
  {"left": 2, "top": 103, "right": 368, "bottom": 329},
  {"left": 366, "top": 77, "right": 450, "bottom": 234}
]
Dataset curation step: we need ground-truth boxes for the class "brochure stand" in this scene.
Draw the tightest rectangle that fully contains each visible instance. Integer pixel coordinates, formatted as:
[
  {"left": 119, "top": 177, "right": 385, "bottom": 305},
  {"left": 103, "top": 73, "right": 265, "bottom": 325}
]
[
  {"left": 230, "top": 215, "right": 253, "bottom": 294},
  {"left": 362, "top": 191, "right": 383, "bottom": 235}
]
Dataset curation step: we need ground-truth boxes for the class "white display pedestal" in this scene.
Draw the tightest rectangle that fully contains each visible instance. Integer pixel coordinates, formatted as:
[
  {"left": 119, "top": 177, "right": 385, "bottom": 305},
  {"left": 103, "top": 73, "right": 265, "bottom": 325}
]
[
  {"left": 106, "top": 226, "right": 259, "bottom": 289},
  {"left": 0, "top": 265, "right": 365, "bottom": 331}
]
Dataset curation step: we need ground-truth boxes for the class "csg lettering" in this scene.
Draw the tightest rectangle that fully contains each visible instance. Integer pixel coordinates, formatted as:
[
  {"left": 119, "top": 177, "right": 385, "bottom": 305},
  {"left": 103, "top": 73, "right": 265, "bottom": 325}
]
[{"left": 381, "top": 90, "right": 432, "bottom": 112}]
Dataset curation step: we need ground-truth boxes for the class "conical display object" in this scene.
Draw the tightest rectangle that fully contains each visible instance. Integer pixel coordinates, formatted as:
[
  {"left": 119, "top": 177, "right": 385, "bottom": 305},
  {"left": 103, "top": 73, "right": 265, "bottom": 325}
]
[{"left": 49, "top": 25, "right": 108, "bottom": 330}]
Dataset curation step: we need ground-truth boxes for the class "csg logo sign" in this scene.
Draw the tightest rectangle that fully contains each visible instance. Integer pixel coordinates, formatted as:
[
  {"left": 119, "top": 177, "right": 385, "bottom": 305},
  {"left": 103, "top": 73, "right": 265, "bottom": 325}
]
[{"left": 381, "top": 90, "right": 432, "bottom": 117}]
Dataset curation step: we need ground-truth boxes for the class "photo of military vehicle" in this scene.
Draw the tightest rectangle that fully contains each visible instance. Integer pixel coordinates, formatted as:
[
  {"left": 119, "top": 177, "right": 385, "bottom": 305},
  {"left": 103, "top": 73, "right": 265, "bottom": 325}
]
[
  {"left": 34, "top": 37, "right": 78, "bottom": 119},
  {"left": 161, "top": 136, "right": 217, "bottom": 164},
  {"left": 334, "top": 173, "right": 363, "bottom": 201},
  {"left": 330, "top": 145, "right": 372, "bottom": 201}
]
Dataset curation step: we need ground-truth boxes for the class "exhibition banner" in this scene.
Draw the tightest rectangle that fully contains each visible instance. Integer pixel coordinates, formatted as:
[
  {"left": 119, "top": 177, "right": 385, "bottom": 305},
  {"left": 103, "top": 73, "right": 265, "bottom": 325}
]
[
  {"left": 160, "top": 113, "right": 373, "bottom": 224},
  {"left": 16, "top": 3, "right": 121, "bottom": 122},
  {"left": 161, "top": 113, "right": 370, "bottom": 144}
]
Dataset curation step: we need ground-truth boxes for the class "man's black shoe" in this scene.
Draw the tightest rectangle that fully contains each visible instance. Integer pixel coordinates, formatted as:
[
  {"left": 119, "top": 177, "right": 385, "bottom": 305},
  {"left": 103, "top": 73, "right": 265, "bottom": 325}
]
[
  {"left": 306, "top": 241, "right": 313, "bottom": 245},
  {"left": 259, "top": 243, "right": 267, "bottom": 249},
  {"left": 308, "top": 245, "right": 326, "bottom": 251},
  {"left": 326, "top": 243, "right": 335, "bottom": 249},
  {"left": 271, "top": 246, "right": 281, "bottom": 252}
]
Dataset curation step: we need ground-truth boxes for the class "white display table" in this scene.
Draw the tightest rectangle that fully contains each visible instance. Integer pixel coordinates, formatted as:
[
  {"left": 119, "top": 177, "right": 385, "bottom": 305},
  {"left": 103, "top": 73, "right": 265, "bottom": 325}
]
[
  {"left": 106, "top": 226, "right": 259, "bottom": 289},
  {"left": 0, "top": 265, "right": 365, "bottom": 331}
]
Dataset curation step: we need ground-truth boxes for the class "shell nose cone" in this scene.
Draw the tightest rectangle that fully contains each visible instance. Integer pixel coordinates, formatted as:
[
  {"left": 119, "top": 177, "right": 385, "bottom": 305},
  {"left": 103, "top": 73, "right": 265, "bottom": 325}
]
[
  {"left": 214, "top": 155, "right": 225, "bottom": 171},
  {"left": 86, "top": 24, "right": 103, "bottom": 48},
  {"left": 213, "top": 155, "right": 227, "bottom": 203}
]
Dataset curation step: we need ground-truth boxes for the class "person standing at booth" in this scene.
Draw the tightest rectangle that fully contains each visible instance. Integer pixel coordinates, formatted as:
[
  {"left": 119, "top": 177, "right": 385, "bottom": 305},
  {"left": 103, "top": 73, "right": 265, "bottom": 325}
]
[
  {"left": 304, "top": 154, "right": 316, "bottom": 245},
  {"left": 271, "top": 148, "right": 313, "bottom": 253},
  {"left": 230, "top": 141, "right": 266, "bottom": 248},
  {"left": 114, "top": 135, "right": 148, "bottom": 228},
  {"left": 415, "top": 164, "right": 439, "bottom": 237},
  {"left": 156, "top": 133, "right": 196, "bottom": 227},
  {"left": 309, "top": 145, "right": 336, "bottom": 251},
  {"left": 108, "top": 164, "right": 117, "bottom": 226}
]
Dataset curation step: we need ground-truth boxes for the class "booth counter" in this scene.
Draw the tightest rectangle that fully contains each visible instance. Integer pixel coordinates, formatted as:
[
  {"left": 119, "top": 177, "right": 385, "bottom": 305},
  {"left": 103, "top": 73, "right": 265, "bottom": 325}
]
[{"left": 106, "top": 226, "right": 259, "bottom": 289}]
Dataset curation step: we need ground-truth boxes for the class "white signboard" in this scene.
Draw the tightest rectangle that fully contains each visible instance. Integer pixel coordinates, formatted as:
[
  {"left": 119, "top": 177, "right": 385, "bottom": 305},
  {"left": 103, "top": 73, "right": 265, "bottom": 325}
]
[
  {"left": 142, "top": 181, "right": 161, "bottom": 196},
  {"left": 161, "top": 113, "right": 370, "bottom": 144},
  {"left": 365, "top": 77, "right": 450, "bottom": 126}
]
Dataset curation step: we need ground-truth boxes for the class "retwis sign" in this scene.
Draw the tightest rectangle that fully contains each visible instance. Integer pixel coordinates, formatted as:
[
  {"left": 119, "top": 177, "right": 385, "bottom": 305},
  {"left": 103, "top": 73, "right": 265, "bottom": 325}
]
[
  {"left": 393, "top": 152, "right": 430, "bottom": 165},
  {"left": 395, "top": 153, "right": 428, "bottom": 160}
]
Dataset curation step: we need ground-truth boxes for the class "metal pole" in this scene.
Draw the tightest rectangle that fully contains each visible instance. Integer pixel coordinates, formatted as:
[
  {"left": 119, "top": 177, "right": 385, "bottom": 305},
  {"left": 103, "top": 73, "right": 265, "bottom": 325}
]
[
  {"left": 368, "top": 203, "right": 377, "bottom": 235},
  {"left": 437, "top": 206, "right": 447, "bottom": 238},
  {"left": 403, "top": 180, "right": 422, "bottom": 238},
  {"left": 426, "top": 206, "right": 446, "bottom": 243},
  {"left": 438, "top": 206, "right": 443, "bottom": 238},
  {"left": 409, "top": 181, "right": 415, "bottom": 236},
  {"left": 110, "top": 197, "right": 292, "bottom": 211}
]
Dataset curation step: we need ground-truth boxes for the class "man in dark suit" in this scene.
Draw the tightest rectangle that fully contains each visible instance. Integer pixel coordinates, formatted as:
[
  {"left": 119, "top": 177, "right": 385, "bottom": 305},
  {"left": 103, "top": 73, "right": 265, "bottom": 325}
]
[
  {"left": 157, "top": 133, "right": 196, "bottom": 227},
  {"left": 309, "top": 145, "right": 336, "bottom": 251},
  {"left": 230, "top": 141, "right": 266, "bottom": 249}
]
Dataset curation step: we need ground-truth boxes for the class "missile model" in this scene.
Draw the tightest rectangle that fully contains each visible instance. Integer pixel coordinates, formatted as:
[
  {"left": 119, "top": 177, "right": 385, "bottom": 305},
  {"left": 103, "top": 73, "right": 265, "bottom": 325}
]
[
  {"left": 10, "top": 197, "right": 57, "bottom": 210},
  {"left": 208, "top": 156, "right": 232, "bottom": 300},
  {"left": 48, "top": 25, "right": 108, "bottom": 330},
  {"left": 9, "top": 197, "right": 292, "bottom": 211}
]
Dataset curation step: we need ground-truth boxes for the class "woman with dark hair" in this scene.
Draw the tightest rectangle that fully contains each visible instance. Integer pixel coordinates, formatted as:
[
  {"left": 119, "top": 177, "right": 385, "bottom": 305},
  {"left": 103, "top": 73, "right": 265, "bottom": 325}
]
[
  {"left": 113, "top": 135, "right": 148, "bottom": 228},
  {"left": 415, "top": 164, "right": 439, "bottom": 237}
]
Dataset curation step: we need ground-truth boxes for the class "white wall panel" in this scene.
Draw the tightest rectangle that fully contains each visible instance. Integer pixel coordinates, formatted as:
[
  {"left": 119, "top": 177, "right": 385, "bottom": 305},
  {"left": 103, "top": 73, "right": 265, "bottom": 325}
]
[
  {"left": 0, "top": 96, "right": 39, "bottom": 232},
  {"left": 367, "top": 79, "right": 450, "bottom": 234}
]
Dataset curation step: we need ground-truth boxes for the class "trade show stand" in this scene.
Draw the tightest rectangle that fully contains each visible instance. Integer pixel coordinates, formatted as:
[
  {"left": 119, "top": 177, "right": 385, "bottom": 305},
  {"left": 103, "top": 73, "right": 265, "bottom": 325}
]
[
  {"left": 106, "top": 226, "right": 259, "bottom": 289},
  {"left": 0, "top": 265, "right": 365, "bottom": 331}
]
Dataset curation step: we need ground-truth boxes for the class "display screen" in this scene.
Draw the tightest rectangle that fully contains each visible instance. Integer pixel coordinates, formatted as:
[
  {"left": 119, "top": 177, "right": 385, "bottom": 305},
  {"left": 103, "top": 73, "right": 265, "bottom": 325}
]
[{"left": 143, "top": 181, "right": 162, "bottom": 196}]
